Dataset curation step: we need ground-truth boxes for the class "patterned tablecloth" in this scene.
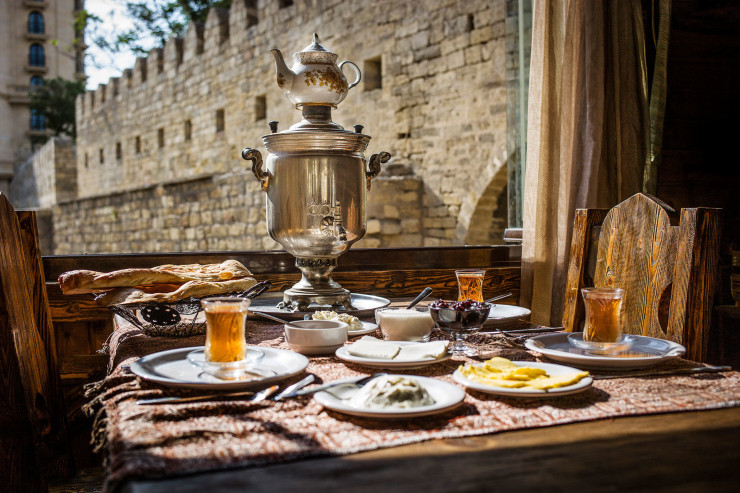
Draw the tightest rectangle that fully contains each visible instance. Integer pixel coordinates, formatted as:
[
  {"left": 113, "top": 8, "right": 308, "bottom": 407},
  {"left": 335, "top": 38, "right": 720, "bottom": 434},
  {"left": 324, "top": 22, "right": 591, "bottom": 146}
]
[{"left": 86, "top": 319, "right": 740, "bottom": 491}]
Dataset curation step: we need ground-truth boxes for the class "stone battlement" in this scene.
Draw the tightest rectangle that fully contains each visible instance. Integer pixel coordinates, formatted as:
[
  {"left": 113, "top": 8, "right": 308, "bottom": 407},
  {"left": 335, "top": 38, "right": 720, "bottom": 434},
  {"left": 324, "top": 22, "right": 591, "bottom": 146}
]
[{"left": 73, "top": 0, "right": 510, "bottom": 249}]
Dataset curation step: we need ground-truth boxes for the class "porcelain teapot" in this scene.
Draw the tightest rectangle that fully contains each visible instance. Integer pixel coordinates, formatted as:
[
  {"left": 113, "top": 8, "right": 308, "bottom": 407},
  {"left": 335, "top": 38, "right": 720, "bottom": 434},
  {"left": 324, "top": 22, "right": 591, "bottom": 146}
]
[{"left": 270, "top": 33, "right": 361, "bottom": 108}]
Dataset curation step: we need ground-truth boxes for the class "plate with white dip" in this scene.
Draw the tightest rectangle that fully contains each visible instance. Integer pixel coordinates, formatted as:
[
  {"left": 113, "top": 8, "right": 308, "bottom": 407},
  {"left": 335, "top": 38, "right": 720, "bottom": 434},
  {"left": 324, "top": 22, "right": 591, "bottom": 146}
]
[
  {"left": 314, "top": 374, "right": 465, "bottom": 418},
  {"left": 336, "top": 337, "right": 452, "bottom": 369}
]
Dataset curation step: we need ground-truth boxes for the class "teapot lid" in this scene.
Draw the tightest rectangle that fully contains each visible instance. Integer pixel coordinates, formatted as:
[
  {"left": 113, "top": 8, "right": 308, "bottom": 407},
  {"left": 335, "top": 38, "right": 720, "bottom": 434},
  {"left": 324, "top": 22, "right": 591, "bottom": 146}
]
[{"left": 295, "top": 33, "right": 337, "bottom": 64}]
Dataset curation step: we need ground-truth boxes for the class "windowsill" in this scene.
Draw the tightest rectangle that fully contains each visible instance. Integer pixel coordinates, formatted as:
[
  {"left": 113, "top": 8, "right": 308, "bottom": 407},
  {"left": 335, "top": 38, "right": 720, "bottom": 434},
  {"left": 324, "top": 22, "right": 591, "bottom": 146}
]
[
  {"left": 26, "top": 65, "right": 48, "bottom": 74},
  {"left": 28, "top": 129, "right": 51, "bottom": 137},
  {"left": 24, "top": 32, "right": 48, "bottom": 41}
]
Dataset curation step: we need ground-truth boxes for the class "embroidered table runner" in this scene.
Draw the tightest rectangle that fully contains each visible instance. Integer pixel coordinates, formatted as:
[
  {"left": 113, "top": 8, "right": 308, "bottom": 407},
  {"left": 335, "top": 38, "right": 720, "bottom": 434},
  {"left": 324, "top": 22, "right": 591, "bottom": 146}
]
[{"left": 89, "top": 320, "right": 740, "bottom": 491}]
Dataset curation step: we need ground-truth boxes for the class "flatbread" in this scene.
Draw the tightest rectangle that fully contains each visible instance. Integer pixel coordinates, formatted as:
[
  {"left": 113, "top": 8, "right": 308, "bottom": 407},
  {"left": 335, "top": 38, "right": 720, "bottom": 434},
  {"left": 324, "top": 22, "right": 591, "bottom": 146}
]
[
  {"left": 59, "top": 260, "right": 252, "bottom": 294},
  {"left": 94, "top": 277, "right": 258, "bottom": 306}
]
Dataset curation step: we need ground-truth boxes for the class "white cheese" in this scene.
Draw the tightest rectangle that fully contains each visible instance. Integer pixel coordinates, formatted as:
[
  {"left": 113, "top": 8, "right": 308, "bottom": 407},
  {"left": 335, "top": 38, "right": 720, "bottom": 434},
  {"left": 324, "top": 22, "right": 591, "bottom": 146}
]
[
  {"left": 395, "top": 340, "right": 449, "bottom": 361},
  {"left": 347, "top": 336, "right": 400, "bottom": 359}
]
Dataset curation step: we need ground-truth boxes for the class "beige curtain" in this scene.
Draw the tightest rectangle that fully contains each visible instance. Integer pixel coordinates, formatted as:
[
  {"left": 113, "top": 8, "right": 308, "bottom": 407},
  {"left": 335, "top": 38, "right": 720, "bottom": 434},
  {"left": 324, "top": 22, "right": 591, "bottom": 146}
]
[{"left": 520, "top": 0, "right": 649, "bottom": 325}]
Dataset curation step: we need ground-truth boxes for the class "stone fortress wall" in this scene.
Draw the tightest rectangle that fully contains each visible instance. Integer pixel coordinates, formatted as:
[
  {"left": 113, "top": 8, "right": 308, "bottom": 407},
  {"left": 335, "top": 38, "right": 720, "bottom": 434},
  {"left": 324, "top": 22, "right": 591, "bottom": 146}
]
[{"left": 55, "top": 0, "right": 509, "bottom": 254}]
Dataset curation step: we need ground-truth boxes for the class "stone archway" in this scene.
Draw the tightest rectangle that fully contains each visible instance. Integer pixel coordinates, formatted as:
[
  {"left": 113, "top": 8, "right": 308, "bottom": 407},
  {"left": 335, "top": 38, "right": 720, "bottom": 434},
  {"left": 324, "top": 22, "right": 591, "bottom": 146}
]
[{"left": 456, "top": 161, "right": 508, "bottom": 245}]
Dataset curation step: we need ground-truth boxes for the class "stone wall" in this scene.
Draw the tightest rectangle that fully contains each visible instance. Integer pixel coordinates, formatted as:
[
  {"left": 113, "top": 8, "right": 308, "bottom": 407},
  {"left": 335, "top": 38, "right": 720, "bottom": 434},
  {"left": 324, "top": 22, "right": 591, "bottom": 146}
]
[
  {"left": 10, "top": 137, "right": 77, "bottom": 209},
  {"left": 66, "top": 0, "right": 509, "bottom": 254},
  {"left": 53, "top": 168, "right": 422, "bottom": 254}
]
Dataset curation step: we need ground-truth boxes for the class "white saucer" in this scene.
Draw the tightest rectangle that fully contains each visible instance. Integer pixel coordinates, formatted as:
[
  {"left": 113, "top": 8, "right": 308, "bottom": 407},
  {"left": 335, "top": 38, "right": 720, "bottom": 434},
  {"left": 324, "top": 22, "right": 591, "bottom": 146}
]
[
  {"left": 130, "top": 346, "right": 309, "bottom": 389},
  {"left": 453, "top": 361, "right": 593, "bottom": 397},
  {"left": 335, "top": 341, "right": 452, "bottom": 369},
  {"left": 314, "top": 375, "right": 465, "bottom": 418},
  {"left": 482, "top": 305, "right": 532, "bottom": 328},
  {"left": 525, "top": 333, "right": 686, "bottom": 370},
  {"left": 347, "top": 321, "right": 379, "bottom": 337}
]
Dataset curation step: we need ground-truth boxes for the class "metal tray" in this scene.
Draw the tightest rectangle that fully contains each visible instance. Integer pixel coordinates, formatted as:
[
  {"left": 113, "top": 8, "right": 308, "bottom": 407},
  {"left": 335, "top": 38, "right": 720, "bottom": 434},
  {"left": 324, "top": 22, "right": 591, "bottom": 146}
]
[{"left": 248, "top": 292, "right": 390, "bottom": 321}]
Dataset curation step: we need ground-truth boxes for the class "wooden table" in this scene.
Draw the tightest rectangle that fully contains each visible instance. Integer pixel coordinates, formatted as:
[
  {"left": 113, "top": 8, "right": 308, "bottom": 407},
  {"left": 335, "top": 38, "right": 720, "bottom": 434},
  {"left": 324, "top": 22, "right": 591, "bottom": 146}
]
[{"left": 121, "top": 407, "right": 740, "bottom": 492}]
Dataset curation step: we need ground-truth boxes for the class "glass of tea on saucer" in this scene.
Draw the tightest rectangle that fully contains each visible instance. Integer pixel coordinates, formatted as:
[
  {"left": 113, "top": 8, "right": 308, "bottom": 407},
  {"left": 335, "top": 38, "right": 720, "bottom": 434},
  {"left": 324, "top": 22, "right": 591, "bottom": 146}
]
[
  {"left": 568, "top": 287, "right": 634, "bottom": 354},
  {"left": 187, "top": 297, "right": 270, "bottom": 380}
]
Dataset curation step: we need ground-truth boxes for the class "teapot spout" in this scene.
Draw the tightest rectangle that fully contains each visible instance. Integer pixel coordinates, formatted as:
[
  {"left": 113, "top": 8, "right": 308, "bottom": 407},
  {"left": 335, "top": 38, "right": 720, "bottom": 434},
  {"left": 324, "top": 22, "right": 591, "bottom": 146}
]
[{"left": 270, "top": 49, "right": 293, "bottom": 90}]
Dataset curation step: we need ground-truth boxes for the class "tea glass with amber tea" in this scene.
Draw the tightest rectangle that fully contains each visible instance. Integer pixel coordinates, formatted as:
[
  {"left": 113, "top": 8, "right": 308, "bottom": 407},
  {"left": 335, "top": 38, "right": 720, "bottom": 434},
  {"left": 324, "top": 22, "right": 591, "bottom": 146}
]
[
  {"left": 455, "top": 269, "right": 485, "bottom": 302},
  {"left": 568, "top": 287, "right": 634, "bottom": 354},
  {"left": 187, "top": 297, "right": 266, "bottom": 380}
]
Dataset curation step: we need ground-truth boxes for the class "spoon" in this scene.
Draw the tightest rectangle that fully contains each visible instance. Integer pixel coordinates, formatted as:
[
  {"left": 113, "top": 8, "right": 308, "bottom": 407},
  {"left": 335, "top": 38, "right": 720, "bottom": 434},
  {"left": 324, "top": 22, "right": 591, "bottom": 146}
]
[
  {"left": 252, "top": 310, "right": 307, "bottom": 329},
  {"left": 484, "top": 292, "right": 513, "bottom": 304},
  {"left": 407, "top": 287, "right": 433, "bottom": 309}
]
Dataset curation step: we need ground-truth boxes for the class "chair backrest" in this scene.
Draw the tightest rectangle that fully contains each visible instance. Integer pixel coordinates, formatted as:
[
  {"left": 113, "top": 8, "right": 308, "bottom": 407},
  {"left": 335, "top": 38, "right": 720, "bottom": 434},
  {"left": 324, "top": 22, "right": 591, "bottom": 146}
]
[
  {"left": 562, "top": 193, "right": 722, "bottom": 362},
  {"left": 0, "top": 193, "right": 73, "bottom": 491}
]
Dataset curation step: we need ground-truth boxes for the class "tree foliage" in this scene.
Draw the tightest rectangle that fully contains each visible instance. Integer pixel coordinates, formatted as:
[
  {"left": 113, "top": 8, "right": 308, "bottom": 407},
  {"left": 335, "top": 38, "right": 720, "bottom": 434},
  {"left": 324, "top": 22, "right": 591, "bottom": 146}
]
[
  {"left": 88, "top": 0, "right": 233, "bottom": 57},
  {"left": 29, "top": 77, "right": 86, "bottom": 141}
]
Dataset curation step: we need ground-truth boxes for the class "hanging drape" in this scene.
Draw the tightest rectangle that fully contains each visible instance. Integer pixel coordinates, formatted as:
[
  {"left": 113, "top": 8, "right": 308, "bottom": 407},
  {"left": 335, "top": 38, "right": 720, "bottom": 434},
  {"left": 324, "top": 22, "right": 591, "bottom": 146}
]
[{"left": 520, "top": 0, "right": 650, "bottom": 325}]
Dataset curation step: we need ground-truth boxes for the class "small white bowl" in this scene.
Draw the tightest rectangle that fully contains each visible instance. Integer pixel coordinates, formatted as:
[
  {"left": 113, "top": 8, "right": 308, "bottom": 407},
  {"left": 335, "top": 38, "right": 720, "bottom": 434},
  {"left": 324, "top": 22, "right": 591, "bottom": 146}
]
[{"left": 284, "top": 320, "right": 348, "bottom": 355}]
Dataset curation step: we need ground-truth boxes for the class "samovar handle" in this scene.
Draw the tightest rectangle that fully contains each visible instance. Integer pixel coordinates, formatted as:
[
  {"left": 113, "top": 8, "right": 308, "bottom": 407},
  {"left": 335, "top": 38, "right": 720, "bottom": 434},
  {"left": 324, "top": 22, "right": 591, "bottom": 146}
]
[
  {"left": 366, "top": 151, "right": 391, "bottom": 191},
  {"left": 241, "top": 148, "right": 270, "bottom": 192}
]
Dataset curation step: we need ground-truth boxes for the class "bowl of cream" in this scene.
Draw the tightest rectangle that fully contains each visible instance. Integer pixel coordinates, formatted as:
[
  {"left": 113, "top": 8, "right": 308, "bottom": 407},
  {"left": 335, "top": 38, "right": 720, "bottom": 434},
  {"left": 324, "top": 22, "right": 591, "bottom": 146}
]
[{"left": 375, "top": 307, "right": 435, "bottom": 342}]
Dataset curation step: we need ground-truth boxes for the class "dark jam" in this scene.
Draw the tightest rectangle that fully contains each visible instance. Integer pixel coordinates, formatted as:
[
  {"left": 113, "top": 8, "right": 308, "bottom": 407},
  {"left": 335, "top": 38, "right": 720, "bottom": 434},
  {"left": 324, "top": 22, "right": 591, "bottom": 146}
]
[{"left": 429, "top": 299, "right": 491, "bottom": 330}]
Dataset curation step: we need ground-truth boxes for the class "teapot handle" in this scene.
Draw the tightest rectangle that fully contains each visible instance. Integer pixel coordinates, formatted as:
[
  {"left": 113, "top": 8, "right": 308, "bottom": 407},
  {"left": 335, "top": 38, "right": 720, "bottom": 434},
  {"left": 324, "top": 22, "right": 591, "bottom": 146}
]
[
  {"left": 339, "top": 61, "right": 362, "bottom": 90},
  {"left": 241, "top": 148, "right": 270, "bottom": 192}
]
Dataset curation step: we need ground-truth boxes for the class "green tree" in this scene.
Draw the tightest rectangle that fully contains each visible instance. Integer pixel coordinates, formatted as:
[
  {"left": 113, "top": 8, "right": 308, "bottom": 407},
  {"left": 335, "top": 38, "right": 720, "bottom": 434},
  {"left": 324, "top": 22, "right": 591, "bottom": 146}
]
[{"left": 29, "top": 77, "right": 86, "bottom": 142}]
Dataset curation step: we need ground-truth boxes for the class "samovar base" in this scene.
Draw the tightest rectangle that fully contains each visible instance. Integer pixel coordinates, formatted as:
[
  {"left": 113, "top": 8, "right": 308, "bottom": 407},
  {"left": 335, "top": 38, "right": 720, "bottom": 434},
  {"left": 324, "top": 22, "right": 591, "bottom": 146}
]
[
  {"left": 276, "top": 257, "right": 356, "bottom": 312},
  {"left": 278, "top": 290, "right": 353, "bottom": 312}
]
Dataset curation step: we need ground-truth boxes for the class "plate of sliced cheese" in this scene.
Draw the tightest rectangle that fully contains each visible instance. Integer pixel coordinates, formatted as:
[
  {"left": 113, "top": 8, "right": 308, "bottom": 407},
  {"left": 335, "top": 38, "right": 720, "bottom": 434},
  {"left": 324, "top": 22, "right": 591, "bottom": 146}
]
[
  {"left": 335, "top": 336, "right": 451, "bottom": 369},
  {"left": 453, "top": 357, "right": 592, "bottom": 397}
]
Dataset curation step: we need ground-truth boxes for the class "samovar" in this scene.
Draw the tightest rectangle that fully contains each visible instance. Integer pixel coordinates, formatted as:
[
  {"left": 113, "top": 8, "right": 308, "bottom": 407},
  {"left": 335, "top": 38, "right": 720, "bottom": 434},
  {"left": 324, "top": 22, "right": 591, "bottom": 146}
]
[{"left": 242, "top": 34, "right": 391, "bottom": 311}]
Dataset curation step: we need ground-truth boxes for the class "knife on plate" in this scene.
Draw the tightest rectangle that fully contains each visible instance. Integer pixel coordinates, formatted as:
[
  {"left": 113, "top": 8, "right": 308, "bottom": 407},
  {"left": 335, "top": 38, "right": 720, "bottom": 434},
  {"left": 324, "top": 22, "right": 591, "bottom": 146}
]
[
  {"left": 591, "top": 365, "right": 732, "bottom": 380},
  {"left": 137, "top": 384, "right": 279, "bottom": 405}
]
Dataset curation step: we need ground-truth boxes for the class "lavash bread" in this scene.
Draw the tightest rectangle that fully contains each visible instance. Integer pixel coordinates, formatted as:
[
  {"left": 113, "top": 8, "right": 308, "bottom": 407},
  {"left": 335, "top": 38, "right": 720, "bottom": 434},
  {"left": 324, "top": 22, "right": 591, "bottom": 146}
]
[
  {"left": 94, "top": 277, "right": 258, "bottom": 306},
  {"left": 58, "top": 260, "right": 252, "bottom": 295},
  {"left": 58, "top": 260, "right": 257, "bottom": 306}
]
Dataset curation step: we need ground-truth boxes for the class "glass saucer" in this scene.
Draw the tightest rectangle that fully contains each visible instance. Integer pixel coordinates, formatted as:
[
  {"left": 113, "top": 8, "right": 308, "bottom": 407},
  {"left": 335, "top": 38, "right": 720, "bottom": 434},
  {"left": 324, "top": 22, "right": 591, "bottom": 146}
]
[
  {"left": 186, "top": 348, "right": 273, "bottom": 381},
  {"left": 567, "top": 333, "right": 636, "bottom": 355}
]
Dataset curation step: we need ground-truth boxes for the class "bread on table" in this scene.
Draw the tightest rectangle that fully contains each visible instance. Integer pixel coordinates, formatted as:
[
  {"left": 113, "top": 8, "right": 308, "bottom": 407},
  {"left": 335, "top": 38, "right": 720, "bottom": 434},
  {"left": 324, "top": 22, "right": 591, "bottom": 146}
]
[
  {"left": 58, "top": 260, "right": 252, "bottom": 294},
  {"left": 58, "top": 260, "right": 257, "bottom": 306}
]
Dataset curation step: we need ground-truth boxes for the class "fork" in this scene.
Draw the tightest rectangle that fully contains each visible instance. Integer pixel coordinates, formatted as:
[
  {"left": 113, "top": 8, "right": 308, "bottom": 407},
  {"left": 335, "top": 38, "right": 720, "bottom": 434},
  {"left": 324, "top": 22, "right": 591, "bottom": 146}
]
[{"left": 494, "top": 328, "right": 528, "bottom": 349}]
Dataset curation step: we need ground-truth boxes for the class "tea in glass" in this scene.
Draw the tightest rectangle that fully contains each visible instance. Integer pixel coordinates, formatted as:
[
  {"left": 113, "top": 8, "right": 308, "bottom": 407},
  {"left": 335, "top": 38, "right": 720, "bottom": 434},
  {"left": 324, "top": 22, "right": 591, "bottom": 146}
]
[
  {"left": 581, "top": 288, "right": 625, "bottom": 343},
  {"left": 202, "top": 297, "right": 250, "bottom": 363},
  {"left": 455, "top": 269, "right": 485, "bottom": 302}
]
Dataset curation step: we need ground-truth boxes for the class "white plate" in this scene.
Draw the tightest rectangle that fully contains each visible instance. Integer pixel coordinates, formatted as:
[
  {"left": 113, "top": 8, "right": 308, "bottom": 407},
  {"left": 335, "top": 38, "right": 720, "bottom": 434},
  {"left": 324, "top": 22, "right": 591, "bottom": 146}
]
[
  {"left": 314, "top": 375, "right": 465, "bottom": 418},
  {"left": 130, "top": 346, "right": 309, "bottom": 390},
  {"left": 453, "top": 361, "right": 593, "bottom": 397},
  {"left": 347, "top": 321, "right": 379, "bottom": 337},
  {"left": 525, "top": 333, "right": 686, "bottom": 370},
  {"left": 335, "top": 341, "right": 452, "bottom": 369},
  {"left": 482, "top": 305, "right": 532, "bottom": 328}
]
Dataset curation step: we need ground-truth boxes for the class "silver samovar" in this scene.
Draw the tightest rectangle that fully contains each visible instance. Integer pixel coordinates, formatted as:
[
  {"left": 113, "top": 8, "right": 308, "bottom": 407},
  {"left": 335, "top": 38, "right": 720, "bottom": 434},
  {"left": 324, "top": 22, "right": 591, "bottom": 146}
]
[{"left": 242, "top": 34, "right": 390, "bottom": 311}]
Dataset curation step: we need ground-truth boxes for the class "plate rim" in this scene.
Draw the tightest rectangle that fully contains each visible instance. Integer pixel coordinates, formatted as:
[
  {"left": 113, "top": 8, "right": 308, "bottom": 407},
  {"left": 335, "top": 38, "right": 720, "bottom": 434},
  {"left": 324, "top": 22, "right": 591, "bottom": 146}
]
[
  {"left": 313, "top": 375, "right": 465, "bottom": 418},
  {"left": 452, "top": 360, "right": 593, "bottom": 397},
  {"left": 347, "top": 321, "right": 379, "bottom": 337},
  {"left": 483, "top": 304, "right": 531, "bottom": 327},
  {"left": 130, "top": 345, "right": 309, "bottom": 389},
  {"left": 335, "top": 340, "right": 452, "bottom": 368},
  {"left": 524, "top": 333, "right": 686, "bottom": 369}
]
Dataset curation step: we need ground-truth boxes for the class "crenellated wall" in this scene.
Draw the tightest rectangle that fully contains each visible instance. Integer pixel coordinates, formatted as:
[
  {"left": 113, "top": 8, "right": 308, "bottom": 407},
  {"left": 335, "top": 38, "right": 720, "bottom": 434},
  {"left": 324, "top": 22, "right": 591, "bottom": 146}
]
[{"left": 67, "top": 0, "right": 508, "bottom": 253}]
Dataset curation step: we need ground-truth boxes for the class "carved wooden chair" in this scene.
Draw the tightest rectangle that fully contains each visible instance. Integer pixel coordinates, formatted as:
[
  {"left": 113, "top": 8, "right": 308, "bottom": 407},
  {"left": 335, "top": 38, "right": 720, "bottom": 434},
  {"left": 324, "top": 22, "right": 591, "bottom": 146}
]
[
  {"left": 0, "top": 193, "right": 100, "bottom": 492},
  {"left": 562, "top": 193, "right": 722, "bottom": 362}
]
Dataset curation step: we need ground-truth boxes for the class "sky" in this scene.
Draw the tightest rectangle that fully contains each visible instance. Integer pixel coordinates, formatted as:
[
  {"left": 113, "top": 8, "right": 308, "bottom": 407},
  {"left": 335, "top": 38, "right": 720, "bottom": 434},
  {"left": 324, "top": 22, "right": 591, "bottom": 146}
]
[{"left": 84, "top": 0, "right": 154, "bottom": 89}]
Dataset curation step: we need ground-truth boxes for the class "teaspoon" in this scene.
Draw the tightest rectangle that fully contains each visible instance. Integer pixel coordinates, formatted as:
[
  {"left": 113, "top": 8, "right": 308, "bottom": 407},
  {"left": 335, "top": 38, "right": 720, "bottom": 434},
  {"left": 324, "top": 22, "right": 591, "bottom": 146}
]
[{"left": 407, "top": 287, "right": 433, "bottom": 309}]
